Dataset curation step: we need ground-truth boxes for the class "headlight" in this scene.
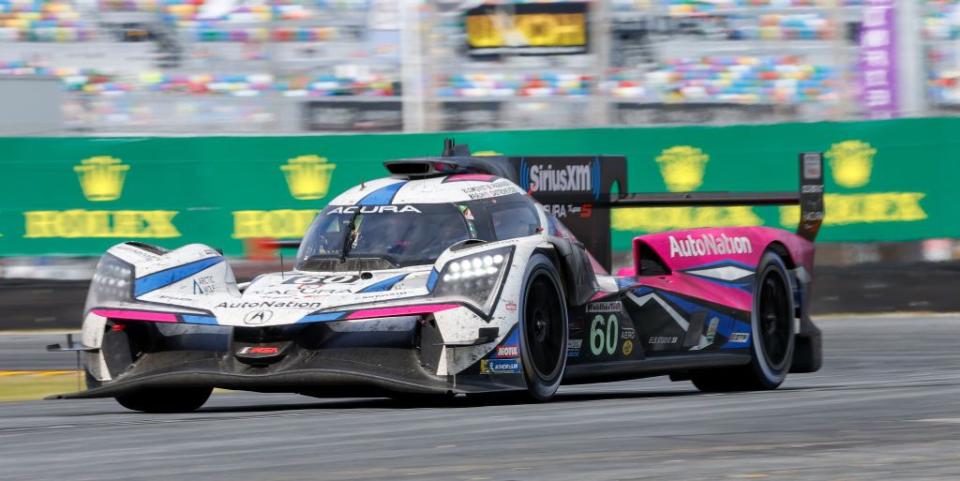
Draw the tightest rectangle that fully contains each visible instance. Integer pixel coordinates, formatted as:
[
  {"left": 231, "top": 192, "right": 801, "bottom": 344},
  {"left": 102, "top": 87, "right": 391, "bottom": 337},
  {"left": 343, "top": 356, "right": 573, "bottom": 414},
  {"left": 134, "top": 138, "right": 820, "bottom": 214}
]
[
  {"left": 85, "top": 254, "right": 135, "bottom": 310},
  {"left": 433, "top": 246, "right": 513, "bottom": 313}
]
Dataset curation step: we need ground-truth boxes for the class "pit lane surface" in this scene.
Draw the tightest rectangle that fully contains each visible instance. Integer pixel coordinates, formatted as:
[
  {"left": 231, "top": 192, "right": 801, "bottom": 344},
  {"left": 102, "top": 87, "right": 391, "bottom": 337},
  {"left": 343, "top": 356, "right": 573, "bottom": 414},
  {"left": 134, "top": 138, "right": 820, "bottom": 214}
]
[{"left": 2, "top": 315, "right": 960, "bottom": 481}]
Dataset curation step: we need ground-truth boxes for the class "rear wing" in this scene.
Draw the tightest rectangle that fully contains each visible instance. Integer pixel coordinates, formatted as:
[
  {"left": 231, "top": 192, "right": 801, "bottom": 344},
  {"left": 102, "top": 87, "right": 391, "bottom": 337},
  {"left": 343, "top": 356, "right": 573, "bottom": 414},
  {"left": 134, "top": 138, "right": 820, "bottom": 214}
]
[
  {"left": 388, "top": 140, "right": 824, "bottom": 272},
  {"left": 509, "top": 152, "right": 824, "bottom": 271}
]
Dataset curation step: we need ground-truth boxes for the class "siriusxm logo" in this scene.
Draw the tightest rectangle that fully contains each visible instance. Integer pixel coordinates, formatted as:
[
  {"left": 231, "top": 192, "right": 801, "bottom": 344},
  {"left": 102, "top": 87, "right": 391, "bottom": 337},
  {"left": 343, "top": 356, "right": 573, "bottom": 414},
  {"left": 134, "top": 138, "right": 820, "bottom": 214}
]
[
  {"left": 529, "top": 164, "right": 591, "bottom": 192},
  {"left": 521, "top": 159, "right": 601, "bottom": 199}
]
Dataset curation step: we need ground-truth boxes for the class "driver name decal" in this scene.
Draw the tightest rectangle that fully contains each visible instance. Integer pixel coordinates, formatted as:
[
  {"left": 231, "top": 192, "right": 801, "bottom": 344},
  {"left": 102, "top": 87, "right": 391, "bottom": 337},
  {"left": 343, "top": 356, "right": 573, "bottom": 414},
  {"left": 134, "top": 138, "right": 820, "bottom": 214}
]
[{"left": 668, "top": 233, "right": 753, "bottom": 258}]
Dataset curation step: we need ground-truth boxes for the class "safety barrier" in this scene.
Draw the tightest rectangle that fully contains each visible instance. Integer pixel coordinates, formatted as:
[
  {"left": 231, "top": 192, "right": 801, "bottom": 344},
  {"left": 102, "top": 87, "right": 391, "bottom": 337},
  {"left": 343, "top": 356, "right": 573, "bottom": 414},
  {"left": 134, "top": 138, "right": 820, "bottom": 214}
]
[{"left": 0, "top": 117, "right": 955, "bottom": 256}]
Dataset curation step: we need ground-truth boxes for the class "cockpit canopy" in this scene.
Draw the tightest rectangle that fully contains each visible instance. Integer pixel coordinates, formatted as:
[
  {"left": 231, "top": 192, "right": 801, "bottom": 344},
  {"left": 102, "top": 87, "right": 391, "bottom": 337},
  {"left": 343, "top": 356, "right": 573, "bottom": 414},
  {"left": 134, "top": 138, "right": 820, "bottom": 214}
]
[{"left": 296, "top": 190, "right": 541, "bottom": 271}]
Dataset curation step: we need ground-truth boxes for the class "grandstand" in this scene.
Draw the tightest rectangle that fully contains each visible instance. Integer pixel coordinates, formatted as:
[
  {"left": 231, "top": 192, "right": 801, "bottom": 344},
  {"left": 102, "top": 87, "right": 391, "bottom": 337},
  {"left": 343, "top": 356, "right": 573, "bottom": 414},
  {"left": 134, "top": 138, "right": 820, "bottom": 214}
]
[{"left": 0, "top": 0, "right": 950, "bottom": 133}]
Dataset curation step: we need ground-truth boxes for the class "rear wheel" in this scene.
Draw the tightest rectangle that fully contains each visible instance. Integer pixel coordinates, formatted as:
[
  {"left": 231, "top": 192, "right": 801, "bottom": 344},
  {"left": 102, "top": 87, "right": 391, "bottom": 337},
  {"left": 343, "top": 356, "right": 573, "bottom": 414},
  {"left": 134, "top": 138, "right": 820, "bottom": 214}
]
[
  {"left": 691, "top": 252, "right": 795, "bottom": 392},
  {"left": 517, "top": 254, "right": 568, "bottom": 402},
  {"left": 115, "top": 387, "right": 212, "bottom": 413}
]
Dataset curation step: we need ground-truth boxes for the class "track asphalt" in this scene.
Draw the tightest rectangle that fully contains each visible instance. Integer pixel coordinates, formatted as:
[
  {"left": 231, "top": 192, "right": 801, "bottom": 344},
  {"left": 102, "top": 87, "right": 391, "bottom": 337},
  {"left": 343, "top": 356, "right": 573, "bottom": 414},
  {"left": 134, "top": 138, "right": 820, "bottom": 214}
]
[{"left": 1, "top": 315, "right": 959, "bottom": 480}]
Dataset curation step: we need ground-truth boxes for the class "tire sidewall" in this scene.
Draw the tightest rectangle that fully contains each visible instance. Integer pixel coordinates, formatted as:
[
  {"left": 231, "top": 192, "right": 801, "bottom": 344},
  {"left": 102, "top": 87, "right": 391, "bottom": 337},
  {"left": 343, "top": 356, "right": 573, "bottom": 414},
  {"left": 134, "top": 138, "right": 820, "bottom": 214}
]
[
  {"left": 518, "top": 253, "right": 568, "bottom": 401},
  {"left": 750, "top": 252, "right": 796, "bottom": 388}
]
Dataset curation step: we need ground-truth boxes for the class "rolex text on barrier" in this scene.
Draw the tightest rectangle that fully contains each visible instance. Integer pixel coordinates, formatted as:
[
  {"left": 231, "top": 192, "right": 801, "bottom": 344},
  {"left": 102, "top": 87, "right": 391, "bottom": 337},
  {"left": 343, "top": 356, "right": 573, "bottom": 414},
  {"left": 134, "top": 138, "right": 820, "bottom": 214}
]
[{"left": 0, "top": 117, "right": 951, "bottom": 256}]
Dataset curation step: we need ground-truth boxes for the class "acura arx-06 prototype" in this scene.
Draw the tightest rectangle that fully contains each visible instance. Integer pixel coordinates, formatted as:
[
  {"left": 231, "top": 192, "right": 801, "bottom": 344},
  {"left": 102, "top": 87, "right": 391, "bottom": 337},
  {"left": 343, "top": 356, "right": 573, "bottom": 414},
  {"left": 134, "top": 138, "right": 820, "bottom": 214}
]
[{"left": 50, "top": 141, "right": 825, "bottom": 412}]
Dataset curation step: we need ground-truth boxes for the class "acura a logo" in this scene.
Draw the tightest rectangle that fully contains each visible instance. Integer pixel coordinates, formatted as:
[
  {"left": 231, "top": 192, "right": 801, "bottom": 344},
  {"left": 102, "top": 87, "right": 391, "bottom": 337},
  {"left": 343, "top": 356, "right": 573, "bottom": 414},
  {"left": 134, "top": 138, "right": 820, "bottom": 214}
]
[{"left": 243, "top": 310, "right": 273, "bottom": 325}]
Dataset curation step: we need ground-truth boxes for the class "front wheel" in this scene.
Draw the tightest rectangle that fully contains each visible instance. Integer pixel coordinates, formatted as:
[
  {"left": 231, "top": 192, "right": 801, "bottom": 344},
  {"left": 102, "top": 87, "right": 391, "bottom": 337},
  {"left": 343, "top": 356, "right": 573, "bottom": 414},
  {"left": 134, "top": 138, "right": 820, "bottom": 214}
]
[
  {"left": 115, "top": 387, "right": 212, "bottom": 413},
  {"left": 691, "top": 251, "right": 795, "bottom": 392},
  {"left": 517, "top": 254, "right": 569, "bottom": 402}
]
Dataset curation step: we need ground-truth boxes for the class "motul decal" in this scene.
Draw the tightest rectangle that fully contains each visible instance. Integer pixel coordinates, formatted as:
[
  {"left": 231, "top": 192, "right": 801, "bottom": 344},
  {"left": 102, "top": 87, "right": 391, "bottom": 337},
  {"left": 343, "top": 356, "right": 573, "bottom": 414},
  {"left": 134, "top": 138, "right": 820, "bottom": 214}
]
[{"left": 495, "top": 345, "right": 520, "bottom": 358}]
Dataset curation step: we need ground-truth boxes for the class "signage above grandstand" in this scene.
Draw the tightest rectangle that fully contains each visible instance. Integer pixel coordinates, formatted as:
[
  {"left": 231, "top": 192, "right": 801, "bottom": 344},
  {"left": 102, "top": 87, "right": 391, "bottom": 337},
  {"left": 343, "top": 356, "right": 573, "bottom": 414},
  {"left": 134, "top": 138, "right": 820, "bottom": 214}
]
[{"left": 464, "top": 2, "right": 589, "bottom": 57}]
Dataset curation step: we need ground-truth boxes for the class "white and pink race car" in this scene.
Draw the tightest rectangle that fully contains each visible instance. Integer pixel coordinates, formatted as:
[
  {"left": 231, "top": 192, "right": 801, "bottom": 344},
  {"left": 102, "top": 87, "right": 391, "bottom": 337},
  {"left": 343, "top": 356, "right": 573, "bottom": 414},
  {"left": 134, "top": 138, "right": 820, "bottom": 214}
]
[{"left": 50, "top": 141, "right": 824, "bottom": 412}]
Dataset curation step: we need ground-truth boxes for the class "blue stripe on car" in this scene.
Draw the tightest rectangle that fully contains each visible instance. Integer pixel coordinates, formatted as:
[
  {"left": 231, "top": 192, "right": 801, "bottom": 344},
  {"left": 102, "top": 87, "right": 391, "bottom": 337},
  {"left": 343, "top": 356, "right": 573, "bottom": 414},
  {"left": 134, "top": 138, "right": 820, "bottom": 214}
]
[
  {"left": 181, "top": 315, "right": 219, "bottom": 325},
  {"left": 656, "top": 291, "right": 751, "bottom": 349},
  {"left": 426, "top": 269, "right": 439, "bottom": 291},
  {"left": 134, "top": 257, "right": 224, "bottom": 297},
  {"left": 358, "top": 181, "right": 406, "bottom": 205},
  {"left": 359, "top": 274, "right": 407, "bottom": 293},
  {"left": 298, "top": 312, "right": 346, "bottom": 323}
]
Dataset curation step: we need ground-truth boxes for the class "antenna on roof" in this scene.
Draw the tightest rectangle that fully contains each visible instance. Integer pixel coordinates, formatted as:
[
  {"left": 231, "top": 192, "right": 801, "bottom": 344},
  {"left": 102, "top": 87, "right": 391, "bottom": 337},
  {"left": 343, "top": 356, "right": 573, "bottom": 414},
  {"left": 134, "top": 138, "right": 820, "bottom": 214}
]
[
  {"left": 442, "top": 138, "right": 456, "bottom": 156},
  {"left": 441, "top": 138, "right": 472, "bottom": 157}
]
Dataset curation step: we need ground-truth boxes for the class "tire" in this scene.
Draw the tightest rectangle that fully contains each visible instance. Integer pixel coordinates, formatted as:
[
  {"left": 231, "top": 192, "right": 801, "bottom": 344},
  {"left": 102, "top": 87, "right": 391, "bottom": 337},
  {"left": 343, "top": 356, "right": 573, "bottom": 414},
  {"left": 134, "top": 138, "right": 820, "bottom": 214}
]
[
  {"left": 691, "top": 251, "right": 795, "bottom": 392},
  {"left": 115, "top": 387, "right": 212, "bottom": 413},
  {"left": 516, "top": 254, "right": 569, "bottom": 402}
]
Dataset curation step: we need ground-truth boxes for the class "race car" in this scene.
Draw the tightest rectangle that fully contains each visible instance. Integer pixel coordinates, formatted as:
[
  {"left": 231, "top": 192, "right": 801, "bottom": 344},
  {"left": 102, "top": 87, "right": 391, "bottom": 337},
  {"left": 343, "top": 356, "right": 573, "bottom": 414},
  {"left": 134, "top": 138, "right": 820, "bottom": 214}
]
[{"left": 49, "top": 140, "right": 824, "bottom": 412}]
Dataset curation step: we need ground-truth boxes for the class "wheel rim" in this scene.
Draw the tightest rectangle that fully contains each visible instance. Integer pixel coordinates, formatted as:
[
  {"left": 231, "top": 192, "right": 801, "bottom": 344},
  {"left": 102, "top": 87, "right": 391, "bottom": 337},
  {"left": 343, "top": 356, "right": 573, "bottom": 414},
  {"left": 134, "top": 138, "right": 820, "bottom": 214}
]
[
  {"left": 524, "top": 275, "right": 564, "bottom": 380},
  {"left": 758, "top": 269, "right": 791, "bottom": 370}
]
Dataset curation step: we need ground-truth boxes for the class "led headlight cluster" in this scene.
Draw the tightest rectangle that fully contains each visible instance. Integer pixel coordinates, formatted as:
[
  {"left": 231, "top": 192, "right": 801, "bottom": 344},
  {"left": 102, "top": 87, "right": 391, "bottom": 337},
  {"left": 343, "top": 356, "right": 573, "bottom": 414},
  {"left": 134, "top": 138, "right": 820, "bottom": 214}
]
[
  {"left": 442, "top": 253, "right": 505, "bottom": 282},
  {"left": 85, "top": 254, "right": 135, "bottom": 309},
  {"left": 433, "top": 247, "right": 513, "bottom": 313}
]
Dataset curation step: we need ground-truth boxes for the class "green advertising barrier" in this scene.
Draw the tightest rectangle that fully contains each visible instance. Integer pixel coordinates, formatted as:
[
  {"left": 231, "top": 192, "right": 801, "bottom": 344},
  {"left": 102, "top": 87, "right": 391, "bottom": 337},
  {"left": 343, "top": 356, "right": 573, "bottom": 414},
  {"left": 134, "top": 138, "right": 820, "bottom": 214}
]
[{"left": 0, "top": 117, "right": 955, "bottom": 256}]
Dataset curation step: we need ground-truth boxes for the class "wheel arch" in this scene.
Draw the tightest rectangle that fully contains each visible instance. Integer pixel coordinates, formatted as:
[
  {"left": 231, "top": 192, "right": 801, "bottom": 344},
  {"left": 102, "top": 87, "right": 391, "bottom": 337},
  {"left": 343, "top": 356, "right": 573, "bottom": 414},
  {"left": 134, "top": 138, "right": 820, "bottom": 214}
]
[
  {"left": 536, "top": 241, "right": 600, "bottom": 308},
  {"left": 534, "top": 246, "right": 572, "bottom": 303},
  {"left": 764, "top": 241, "right": 796, "bottom": 270}
]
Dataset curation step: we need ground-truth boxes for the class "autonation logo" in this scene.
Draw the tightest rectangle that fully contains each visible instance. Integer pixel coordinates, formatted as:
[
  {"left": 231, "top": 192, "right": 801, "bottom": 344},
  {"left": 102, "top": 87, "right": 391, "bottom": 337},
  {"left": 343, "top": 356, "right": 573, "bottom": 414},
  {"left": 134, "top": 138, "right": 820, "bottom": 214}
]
[
  {"left": 669, "top": 233, "right": 753, "bottom": 258},
  {"left": 521, "top": 159, "right": 601, "bottom": 199}
]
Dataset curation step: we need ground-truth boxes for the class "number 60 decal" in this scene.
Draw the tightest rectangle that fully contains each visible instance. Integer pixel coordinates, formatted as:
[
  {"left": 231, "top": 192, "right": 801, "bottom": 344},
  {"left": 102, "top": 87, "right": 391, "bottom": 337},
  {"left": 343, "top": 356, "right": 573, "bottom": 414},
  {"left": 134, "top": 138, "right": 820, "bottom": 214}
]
[{"left": 589, "top": 314, "right": 619, "bottom": 356}]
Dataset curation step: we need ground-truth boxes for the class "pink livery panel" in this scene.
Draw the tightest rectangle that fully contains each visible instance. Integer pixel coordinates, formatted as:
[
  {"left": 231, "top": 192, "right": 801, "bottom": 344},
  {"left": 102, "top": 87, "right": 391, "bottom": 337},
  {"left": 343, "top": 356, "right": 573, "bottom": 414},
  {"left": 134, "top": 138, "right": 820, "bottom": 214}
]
[
  {"left": 617, "top": 227, "right": 815, "bottom": 313},
  {"left": 634, "top": 227, "right": 814, "bottom": 273}
]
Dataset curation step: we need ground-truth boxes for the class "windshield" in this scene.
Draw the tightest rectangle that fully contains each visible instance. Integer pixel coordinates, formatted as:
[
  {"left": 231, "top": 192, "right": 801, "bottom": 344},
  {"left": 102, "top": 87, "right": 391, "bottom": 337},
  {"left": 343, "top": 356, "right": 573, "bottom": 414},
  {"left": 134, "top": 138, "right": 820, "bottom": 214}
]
[
  {"left": 296, "top": 193, "right": 542, "bottom": 271},
  {"left": 296, "top": 204, "right": 471, "bottom": 269}
]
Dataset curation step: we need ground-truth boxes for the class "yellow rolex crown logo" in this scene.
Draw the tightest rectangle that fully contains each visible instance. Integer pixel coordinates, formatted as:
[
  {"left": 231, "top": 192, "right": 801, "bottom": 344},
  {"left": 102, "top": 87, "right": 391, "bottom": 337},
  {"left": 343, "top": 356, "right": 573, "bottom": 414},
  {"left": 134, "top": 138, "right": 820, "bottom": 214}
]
[
  {"left": 826, "top": 140, "right": 874, "bottom": 189},
  {"left": 74, "top": 156, "right": 129, "bottom": 202},
  {"left": 281, "top": 155, "right": 336, "bottom": 201},
  {"left": 656, "top": 146, "right": 709, "bottom": 192}
]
